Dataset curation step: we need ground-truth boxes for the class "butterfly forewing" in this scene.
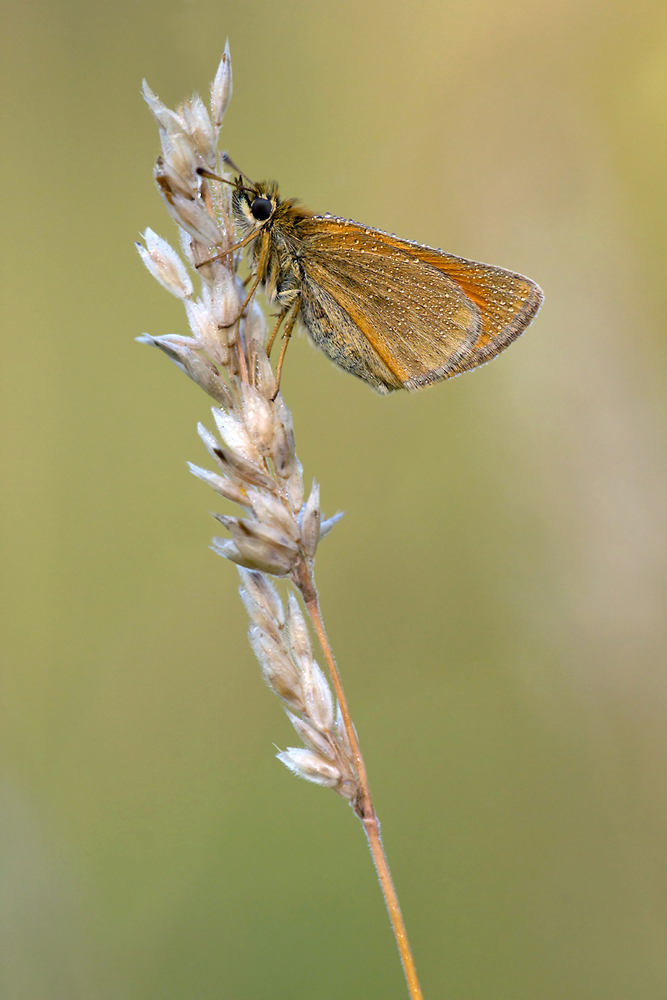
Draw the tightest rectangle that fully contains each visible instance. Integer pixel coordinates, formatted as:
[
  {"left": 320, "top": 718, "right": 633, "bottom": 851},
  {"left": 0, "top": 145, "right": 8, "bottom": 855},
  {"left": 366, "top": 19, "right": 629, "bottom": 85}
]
[
  {"left": 296, "top": 217, "right": 542, "bottom": 390},
  {"left": 382, "top": 240, "right": 544, "bottom": 377},
  {"left": 297, "top": 218, "right": 482, "bottom": 387}
]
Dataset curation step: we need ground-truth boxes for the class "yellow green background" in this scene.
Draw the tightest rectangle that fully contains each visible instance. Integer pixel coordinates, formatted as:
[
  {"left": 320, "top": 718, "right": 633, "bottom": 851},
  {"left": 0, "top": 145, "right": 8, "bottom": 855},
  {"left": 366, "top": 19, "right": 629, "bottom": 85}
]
[{"left": 2, "top": 1, "right": 667, "bottom": 997}]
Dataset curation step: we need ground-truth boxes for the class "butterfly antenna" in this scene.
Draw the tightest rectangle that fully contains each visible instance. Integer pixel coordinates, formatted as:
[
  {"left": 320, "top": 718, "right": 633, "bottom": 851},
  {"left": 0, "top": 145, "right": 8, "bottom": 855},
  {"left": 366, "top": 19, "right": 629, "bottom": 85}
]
[
  {"left": 196, "top": 166, "right": 255, "bottom": 197},
  {"left": 221, "top": 152, "right": 255, "bottom": 185}
]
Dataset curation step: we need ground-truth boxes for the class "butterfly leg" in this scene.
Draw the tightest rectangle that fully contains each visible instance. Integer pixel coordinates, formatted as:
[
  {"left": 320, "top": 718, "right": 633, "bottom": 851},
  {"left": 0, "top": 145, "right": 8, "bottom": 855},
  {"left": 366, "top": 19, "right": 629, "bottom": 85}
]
[
  {"left": 206, "top": 230, "right": 270, "bottom": 329},
  {"left": 216, "top": 272, "right": 262, "bottom": 330},
  {"left": 271, "top": 295, "right": 301, "bottom": 398},
  {"left": 194, "top": 228, "right": 260, "bottom": 268},
  {"left": 266, "top": 287, "right": 300, "bottom": 355},
  {"left": 266, "top": 311, "right": 284, "bottom": 357}
]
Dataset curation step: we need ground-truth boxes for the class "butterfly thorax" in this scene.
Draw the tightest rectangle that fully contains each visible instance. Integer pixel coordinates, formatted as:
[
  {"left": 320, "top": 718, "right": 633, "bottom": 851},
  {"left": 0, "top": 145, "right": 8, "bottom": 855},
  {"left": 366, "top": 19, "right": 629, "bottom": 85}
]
[{"left": 231, "top": 179, "right": 313, "bottom": 305}]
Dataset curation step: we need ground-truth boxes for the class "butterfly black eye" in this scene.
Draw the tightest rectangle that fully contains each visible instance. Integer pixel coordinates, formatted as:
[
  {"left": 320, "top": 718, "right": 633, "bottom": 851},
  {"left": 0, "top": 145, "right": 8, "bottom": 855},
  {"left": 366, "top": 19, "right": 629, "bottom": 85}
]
[{"left": 250, "top": 197, "right": 273, "bottom": 221}]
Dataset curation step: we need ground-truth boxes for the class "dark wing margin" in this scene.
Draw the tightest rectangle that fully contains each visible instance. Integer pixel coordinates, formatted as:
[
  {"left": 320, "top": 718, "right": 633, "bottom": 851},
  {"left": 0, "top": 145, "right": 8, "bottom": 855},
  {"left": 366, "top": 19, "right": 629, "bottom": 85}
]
[{"left": 398, "top": 245, "right": 543, "bottom": 382}]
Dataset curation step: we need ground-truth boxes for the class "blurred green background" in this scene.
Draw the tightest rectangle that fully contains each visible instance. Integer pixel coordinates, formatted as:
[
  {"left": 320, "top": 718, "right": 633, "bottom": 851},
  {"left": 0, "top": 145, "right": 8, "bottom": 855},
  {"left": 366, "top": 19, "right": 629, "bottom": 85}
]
[{"left": 2, "top": 0, "right": 667, "bottom": 997}]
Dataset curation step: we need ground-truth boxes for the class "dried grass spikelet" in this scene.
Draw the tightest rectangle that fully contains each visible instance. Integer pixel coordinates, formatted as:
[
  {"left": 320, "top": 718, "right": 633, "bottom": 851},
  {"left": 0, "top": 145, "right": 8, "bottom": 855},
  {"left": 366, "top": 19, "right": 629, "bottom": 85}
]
[
  {"left": 240, "top": 571, "right": 358, "bottom": 800},
  {"left": 137, "top": 42, "right": 352, "bottom": 799}
]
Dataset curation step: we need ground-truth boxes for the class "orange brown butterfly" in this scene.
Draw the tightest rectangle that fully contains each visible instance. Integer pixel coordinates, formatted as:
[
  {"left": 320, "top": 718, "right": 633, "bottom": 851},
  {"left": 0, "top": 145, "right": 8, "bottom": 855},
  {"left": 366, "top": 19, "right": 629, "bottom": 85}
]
[{"left": 196, "top": 160, "right": 543, "bottom": 394}]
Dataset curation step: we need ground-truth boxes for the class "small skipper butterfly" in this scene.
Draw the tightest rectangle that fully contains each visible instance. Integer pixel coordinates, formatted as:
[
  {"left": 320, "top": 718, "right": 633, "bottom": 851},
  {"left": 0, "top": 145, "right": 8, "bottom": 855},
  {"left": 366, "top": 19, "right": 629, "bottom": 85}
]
[{"left": 198, "top": 164, "right": 543, "bottom": 393}]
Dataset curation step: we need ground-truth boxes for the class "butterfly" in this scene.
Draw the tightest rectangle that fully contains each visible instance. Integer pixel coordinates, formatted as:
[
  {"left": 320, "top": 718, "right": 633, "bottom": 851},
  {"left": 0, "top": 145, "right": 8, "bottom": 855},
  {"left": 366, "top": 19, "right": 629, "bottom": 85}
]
[{"left": 198, "top": 165, "right": 543, "bottom": 393}]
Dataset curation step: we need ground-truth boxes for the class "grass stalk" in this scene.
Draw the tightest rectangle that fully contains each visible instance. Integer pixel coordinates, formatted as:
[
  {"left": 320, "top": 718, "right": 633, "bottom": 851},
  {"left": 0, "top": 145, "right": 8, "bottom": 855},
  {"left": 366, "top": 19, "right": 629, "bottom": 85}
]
[
  {"left": 137, "top": 42, "right": 424, "bottom": 997},
  {"left": 305, "top": 592, "right": 424, "bottom": 1000}
]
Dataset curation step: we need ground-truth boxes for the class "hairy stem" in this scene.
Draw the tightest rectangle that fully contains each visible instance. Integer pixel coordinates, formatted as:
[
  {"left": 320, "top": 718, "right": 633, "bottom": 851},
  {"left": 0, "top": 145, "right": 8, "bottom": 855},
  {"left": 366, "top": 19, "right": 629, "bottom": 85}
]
[{"left": 304, "top": 591, "right": 424, "bottom": 1000}]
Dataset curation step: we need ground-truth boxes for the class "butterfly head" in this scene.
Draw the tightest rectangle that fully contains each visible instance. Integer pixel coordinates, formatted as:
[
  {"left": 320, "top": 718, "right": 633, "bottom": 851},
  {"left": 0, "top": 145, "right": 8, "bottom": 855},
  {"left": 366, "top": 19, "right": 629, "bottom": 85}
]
[{"left": 232, "top": 178, "right": 280, "bottom": 237}]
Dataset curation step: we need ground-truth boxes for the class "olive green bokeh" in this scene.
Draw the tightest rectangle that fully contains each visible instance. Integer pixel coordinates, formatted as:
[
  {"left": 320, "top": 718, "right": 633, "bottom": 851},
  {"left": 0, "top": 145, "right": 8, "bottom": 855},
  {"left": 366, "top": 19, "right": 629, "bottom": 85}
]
[{"left": 2, "top": 1, "right": 667, "bottom": 997}]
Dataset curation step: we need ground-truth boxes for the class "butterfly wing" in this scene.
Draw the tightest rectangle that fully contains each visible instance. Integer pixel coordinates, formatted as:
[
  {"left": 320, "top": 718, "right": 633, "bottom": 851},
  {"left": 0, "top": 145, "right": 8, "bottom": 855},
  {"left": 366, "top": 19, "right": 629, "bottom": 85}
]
[
  {"left": 296, "top": 217, "right": 481, "bottom": 390},
  {"left": 296, "top": 217, "right": 542, "bottom": 390},
  {"left": 383, "top": 238, "right": 544, "bottom": 379}
]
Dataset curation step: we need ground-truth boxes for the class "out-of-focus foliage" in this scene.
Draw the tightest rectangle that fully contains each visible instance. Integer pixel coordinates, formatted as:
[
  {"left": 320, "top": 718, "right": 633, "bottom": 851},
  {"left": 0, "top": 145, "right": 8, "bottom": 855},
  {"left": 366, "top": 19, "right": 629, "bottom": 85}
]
[{"left": 1, "top": 1, "right": 666, "bottom": 998}]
